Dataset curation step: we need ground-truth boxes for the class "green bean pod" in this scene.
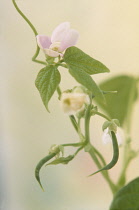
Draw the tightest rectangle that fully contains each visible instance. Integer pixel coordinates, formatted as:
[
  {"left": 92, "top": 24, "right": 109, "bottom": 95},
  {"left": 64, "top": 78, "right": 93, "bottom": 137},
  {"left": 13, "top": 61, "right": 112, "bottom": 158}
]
[
  {"left": 35, "top": 153, "right": 56, "bottom": 190},
  {"left": 89, "top": 131, "right": 119, "bottom": 176}
]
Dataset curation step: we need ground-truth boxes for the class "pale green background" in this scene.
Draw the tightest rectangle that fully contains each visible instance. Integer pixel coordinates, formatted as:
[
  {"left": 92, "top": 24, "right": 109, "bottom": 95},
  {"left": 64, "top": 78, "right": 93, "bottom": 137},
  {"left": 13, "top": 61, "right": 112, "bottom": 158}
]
[{"left": 1, "top": 0, "right": 139, "bottom": 209}]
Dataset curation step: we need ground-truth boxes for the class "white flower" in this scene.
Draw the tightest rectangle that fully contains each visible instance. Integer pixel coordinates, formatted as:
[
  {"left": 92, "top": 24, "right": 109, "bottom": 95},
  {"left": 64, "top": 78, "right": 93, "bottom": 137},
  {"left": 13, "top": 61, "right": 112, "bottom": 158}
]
[
  {"left": 60, "top": 92, "right": 90, "bottom": 115},
  {"left": 102, "top": 128, "right": 123, "bottom": 146},
  {"left": 36, "top": 22, "right": 79, "bottom": 57}
]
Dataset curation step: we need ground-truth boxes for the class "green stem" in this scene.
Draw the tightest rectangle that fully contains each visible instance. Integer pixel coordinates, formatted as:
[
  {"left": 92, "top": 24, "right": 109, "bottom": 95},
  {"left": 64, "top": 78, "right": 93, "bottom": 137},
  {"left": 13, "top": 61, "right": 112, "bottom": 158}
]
[
  {"left": 62, "top": 143, "right": 83, "bottom": 147},
  {"left": 32, "top": 46, "right": 47, "bottom": 65},
  {"left": 84, "top": 104, "right": 92, "bottom": 144},
  {"left": 55, "top": 59, "right": 68, "bottom": 68},
  {"left": 117, "top": 136, "right": 130, "bottom": 187},
  {"left": 12, "top": 0, "right": 46, "bottom": 65},
  {"left": 69, "top": 116, "right": 78, "bottom": 132},
  {"left": 84, "top": 104, "right": 117, "bottom": 194},
  {"left": 12, "top": 0, "right": 38, "bottom": 36},
  {"left": 117, "top": 137, "right": 138, "bottom": 189},
  {"left": 88, "top": 145, "right": 117, "bottom": 195},
  {"left": 93, "top": 146, "right": 107, "bottom": 166},
  {"left": 117, "top": 82, "right": 137, "bottom": 188},
  {"left": 74, "top": 145, "right": 84, "bottom": 156},
  {"left": 77, "top": 118, "right": 85, "bottom": 142},
  {"left": 93, "top": 111, "right": 111, "bottom": 121}
]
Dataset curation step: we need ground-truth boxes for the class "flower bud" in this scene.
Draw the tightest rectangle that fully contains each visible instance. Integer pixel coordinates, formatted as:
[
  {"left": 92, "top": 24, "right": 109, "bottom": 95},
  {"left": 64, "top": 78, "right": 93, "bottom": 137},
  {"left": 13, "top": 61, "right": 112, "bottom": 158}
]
[
  {"left": 72, "top": 86, "right": 87, "bottom": 94},
  {"left": 102, "top": 119, "right": 120, "bottom": 133},
  {"left": 49, "top": 144, "right": 64, "bottom": 158}
]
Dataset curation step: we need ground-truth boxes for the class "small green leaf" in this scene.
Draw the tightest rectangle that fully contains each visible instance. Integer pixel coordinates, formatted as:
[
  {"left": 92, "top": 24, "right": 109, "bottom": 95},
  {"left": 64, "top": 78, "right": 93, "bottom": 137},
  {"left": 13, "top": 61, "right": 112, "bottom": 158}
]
[
  {"left": 110, "top": 177, "right": 139, "bottom": 210},
  {"left": 102, "top": 119, "right": 120, "bottom": 132},
  {"left": 95, "top": 75, "right": 138, "bottom": 126},
  {"left": 89, "top": 131, "right": 119, "bottom": 176},
  {"left": 69, "top": 66, "right": 105, "bottom": 102},
  {"left": 46, "top": 155, "right": 74, "bottom": 166},
  {"left": 35, "top": 65, "right": 61, "bottom": 111},
  {"left": 64, "top": 46, "right": 110, "bottom": 75},
  {"left": 102, "top": 121, "right": 111, "bottom": 131}
]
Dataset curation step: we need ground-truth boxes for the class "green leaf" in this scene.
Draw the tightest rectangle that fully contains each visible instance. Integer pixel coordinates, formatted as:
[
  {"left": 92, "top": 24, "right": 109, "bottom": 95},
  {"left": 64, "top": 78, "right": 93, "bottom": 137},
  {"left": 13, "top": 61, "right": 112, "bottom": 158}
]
[
  {"left": 69, "top": 66, "right": 105, "bottom": 102},
  {"left": 95, "top": 75, "right": 138, "bottom": 126},
  {"left": 110, "top": 177, "right": 139, "bottom": 210},
  {"left": 89, "top": 131, "right": 119, "bottom": 176},
  {"left": 102, "top": 121, "right": 111, "bottom": 131},
  {"left": 64, "top": 46, "right": 110, "bottom": 75},
  {"left": 35, "top": 65, "right": 61, "bottom": 111},
  {"left": 46, "top": 155, "right": 74, "bottom": 165}
]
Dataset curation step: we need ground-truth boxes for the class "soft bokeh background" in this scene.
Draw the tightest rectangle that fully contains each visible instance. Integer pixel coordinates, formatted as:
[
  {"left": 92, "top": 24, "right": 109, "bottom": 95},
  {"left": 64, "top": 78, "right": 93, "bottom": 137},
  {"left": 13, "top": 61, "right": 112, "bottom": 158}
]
[{"left": 1, "top": 0, "right": 139, "bottom": 209}]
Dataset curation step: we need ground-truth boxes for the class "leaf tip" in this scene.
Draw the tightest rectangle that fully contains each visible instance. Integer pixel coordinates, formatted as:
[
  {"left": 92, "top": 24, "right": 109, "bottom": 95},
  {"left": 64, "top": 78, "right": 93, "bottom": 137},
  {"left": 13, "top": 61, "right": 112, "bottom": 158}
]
[
  {"left": 99, "top": 94, "right": 106, "bottom": 105},
  {"left": 45, "top": 104, "right": 50, "bottom": 113},
  {"left": 107, "top": 68, "right": 110, "bottom": 73}
]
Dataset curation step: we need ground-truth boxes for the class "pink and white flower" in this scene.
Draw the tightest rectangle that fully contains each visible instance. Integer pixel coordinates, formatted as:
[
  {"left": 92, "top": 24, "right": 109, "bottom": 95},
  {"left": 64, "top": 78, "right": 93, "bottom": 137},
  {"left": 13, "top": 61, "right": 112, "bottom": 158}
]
[{"left": 36, "top": 22, "right": 79, "bottom": 57}]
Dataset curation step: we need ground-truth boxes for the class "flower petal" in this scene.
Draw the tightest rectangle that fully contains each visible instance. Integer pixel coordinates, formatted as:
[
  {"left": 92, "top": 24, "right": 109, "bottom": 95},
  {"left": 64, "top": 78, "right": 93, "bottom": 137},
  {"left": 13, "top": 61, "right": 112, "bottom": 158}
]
[
  {"left": 43, "top": 49, "right": 62, "bottom": 57},
  {"left": 102, "top": 128, "right": 124, "bottom": 145},
  {"left": 36, "top": 35, "right": 51, "bottom": 49},
  {"left": 116, "top": 128, "right": 124, "bottom": 146},
  {"left": 59, "top": 29, "right": 79, "bottom": 52},
  {"left": 102, "top": 128, "right": 112, "bottom": 144},
  {"left": 60, "top": 92, "right": 89, "bottom": 115},
  {"left": 51, "top": 22, "right": 70, "bottom": 43}
]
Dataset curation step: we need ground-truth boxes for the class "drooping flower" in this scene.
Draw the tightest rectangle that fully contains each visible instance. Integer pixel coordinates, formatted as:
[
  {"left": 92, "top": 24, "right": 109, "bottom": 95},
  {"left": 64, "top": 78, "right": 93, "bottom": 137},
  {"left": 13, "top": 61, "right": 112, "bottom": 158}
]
[
  {"left": 60, "top": 92, "right": 90, "bottom": 115},
  {"left": 36, "top": 22, "right": 79, "bottom": 57},
  {"left": 102, "top": 127, "right": 123, "bottom": 146}
]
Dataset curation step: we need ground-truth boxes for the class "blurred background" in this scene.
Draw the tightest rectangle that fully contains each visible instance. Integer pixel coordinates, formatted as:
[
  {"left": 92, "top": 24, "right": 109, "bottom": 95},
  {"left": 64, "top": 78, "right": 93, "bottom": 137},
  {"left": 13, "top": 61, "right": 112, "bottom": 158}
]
[{"left": 1, "top": 0, "right": 139, "bottom": 209}]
